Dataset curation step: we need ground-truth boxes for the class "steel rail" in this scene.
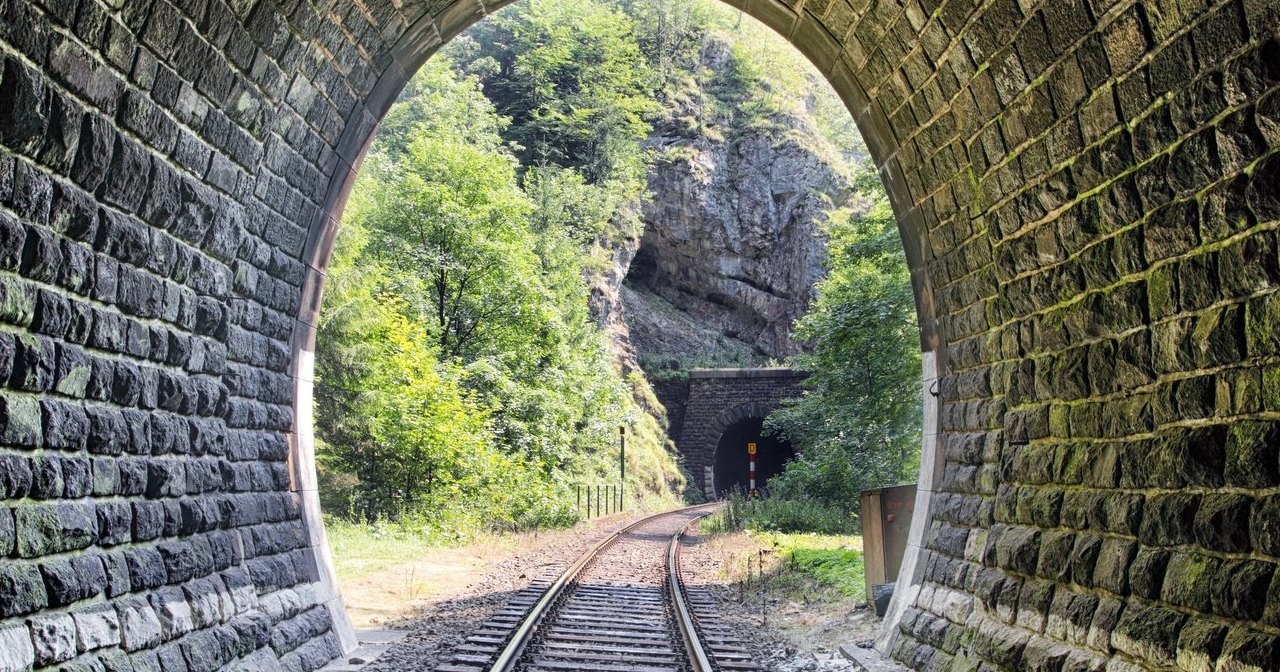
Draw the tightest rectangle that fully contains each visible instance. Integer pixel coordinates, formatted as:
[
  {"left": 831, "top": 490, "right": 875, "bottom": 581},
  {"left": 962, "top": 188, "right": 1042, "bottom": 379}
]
[
  {"left": 669, "top": 510, "right": 716, "bottom": 672},
  {"left": 488, "top": 503, "right": 719, "bottom": 672}
]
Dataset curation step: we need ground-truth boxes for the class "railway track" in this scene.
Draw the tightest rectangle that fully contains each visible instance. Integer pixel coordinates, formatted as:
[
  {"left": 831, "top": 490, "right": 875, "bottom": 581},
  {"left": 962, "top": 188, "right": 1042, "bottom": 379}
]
[{"left": 434, "top": 505, "right": 759, "bottom": 672}]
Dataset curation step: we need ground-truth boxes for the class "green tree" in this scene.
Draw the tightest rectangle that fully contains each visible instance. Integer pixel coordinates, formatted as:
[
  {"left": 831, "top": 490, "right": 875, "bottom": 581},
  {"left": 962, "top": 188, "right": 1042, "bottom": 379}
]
[
  {"left": 359, "top": 135, "right": 543, "bottom": 361},
  {"left": 767, "top": 172, "right": 922, "bottom": 507},
  {"left": 457, "top": 0, "right": 657, "bottom": 185},
  {"left": 354, "top": 300, "right": 495, "bottom": 513},
  {"left": 316, "top": 54, "right": 686, "bottom": 529},
  {"left": 616, "top": 0, "right": 709, "bottom": 94},
  {"left": 375, "top": 59, "right": 514, "bottom": 158},
  {"left": 313, "top": 206, "right": 497, "bottom": 522}
]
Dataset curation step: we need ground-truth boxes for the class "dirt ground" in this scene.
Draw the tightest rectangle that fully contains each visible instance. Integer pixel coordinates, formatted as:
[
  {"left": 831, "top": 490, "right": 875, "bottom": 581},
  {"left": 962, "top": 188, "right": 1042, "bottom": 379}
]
[
  {"left": 335, "top": 525, "right": 607, "bottom": 629},
  {"left": 333, "top": 512, "right": 645, "bottom": 670},
  {"left": 681, "top": 525, "right": 882, "bottom": 671},
  {"left": 331, "top": 510, "right": 882, "bottom": 671},
  {"left": 338, "top": 539, "right": 505, "bottom": 629}
]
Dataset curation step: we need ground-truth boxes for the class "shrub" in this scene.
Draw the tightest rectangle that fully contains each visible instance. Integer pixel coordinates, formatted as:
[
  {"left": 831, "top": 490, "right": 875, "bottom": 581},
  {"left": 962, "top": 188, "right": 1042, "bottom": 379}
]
[{"left": 703, "top": 490, "right": 857, "bottom": 535}]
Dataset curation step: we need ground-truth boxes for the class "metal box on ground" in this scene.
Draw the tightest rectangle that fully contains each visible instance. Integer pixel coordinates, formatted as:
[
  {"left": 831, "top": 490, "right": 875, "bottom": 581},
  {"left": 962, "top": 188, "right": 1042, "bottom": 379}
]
[{"left": 860, "top": 483, "right": 917, "bottom": 612}]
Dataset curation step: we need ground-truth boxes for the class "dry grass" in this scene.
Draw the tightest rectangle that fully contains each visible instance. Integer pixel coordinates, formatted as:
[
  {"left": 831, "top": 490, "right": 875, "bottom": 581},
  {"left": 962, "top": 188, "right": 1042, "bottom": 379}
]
[
  {"left": 329, "top": 524, "right": 516, "bottom": 628},
  {"left": 691, "top": 527, "right": 879, "bottom": 652},
  {"left": 327, "top": 514, "right": 633, "bottom": 628}
]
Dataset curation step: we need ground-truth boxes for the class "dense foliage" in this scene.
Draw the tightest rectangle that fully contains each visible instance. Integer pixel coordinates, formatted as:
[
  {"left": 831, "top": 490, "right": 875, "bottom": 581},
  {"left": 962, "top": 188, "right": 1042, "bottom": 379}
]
[
  {"left": 452, "top": 0, "right": 657, "bottom": 257},
  {"left": 766, "top": 171, "right": 922, "bottom": 511},
  {"left": 315, "top": 0, "right": 920, "bottom": 536},
  {"left": 316, "top": 52, "right": 682, "bottom": 533},
  {"left": 621, "top": 0, "right": 863, "bottom": 163},
  {"left": 703, "top": 489, "right": 856, "bottom": 535}
]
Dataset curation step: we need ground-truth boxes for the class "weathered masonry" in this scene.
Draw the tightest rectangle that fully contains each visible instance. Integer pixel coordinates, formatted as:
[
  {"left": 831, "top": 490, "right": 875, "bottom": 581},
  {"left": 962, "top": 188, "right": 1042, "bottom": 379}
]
[
  {"left": 0, "top": 0, "right": 1278, "bottom": 669},
  {"left": 655, "top": 368, "right": 804, "bottom": 498}
]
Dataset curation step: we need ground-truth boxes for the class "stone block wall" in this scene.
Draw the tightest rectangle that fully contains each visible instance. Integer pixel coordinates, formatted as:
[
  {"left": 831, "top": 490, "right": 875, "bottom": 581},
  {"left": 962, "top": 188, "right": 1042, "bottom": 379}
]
[
  {"left": 651, "top": 378, "right": 689, "bottom": 445},
  {"left": 0, "top": 0, "right": 400, "bottom": 667},
  {"left": 669, "top": 368, "right": 806, "bottom": 494},
  {"left": 853, "top": 2, "right": 1280, "bottom": 670},
  {"left": 0, "top": 0, "right": 1277, "bottom": 670}
]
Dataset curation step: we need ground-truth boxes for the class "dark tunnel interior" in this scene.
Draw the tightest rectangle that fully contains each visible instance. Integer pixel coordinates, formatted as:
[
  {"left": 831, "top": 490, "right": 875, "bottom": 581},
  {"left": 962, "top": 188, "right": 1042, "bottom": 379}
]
[{"left": 712, "top": 417, "right": 796, "bottom": 497}]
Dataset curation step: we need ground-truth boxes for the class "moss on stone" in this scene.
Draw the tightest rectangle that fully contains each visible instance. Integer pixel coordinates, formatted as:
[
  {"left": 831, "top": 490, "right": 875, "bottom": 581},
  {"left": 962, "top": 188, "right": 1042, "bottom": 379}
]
[
  {"left": 1163, "top": 552, "right": 1219, "bottom": 612},
  {"left": 1175, "top": 619, "right": 1227, "bottom": 671},
  {"left": 1225, "top": 421, "right": 1280, "bottom": 487},
  {"left": 0, "top": 393, "right": 41, "bottom": 447},
  {"left": 53, "top": 363, "right": 90, "bottom": 398},
  {"left": 1114, "top": 603, "right": 1186, "bottom": 666},
  {"left": 14, "top": 505, "right": 62, "bottom": 558},
  {"left": 0, "top": 277, "right": 35, "bottom": 327},
  {"left": 1147, "top": 264, "right": 1177, "bottom": 320},
  {"left": 1052, "top": 441, "right": 1085, "bottom": 484},
  {"left": 1246, "top": 292, "right": 1280, "bottom": 357},
  {"left": 1258, "top": 366, "right": 1280, "bottom": 415}
]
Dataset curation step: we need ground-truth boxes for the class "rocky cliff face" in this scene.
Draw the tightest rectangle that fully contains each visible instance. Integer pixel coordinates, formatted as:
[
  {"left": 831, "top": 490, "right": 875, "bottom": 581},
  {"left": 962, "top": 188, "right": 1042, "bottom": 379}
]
[
  {"left": 626, "top": 129, "right": 847, "bottom": 364},
  {"left": 593, "top": 36, "right": 862, "bottom": 376}
]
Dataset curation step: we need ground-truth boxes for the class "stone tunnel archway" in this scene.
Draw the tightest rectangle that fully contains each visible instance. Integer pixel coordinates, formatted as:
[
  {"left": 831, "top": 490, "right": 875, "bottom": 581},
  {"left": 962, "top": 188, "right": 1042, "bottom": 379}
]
[
  {"left": 656, "top": 368, "right": 808, "bottom": 497},
  {"left": 0, "top": 0, "right": 1278, "bottom": 671},
  {"left": 707, "top": 405, "right": 798, "bottom": 497}
]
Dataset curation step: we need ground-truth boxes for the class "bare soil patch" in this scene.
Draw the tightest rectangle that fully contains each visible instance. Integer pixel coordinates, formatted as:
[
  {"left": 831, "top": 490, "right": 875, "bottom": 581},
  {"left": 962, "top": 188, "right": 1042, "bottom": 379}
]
[
  {"left": 681, "top": 524, "right": 882, "bottom": 671},
  {"left": 331, "top": 512, "right": 644, "bottom": 670},
  {"left": 330, "top": 509, "right": 881, "bottom": 671}
]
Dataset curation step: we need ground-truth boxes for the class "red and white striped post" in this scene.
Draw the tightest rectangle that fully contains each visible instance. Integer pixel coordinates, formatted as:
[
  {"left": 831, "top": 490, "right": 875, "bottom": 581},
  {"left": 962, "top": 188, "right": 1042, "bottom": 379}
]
[{"left": 747, "top": 442, "right": 757, "bottom": 497}]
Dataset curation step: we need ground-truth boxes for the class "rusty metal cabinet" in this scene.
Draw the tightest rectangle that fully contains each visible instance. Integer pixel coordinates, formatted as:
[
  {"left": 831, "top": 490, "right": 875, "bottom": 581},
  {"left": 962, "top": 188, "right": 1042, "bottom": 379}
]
[{"left": 860, "top": 483, "right": 917, "bottom": 609}]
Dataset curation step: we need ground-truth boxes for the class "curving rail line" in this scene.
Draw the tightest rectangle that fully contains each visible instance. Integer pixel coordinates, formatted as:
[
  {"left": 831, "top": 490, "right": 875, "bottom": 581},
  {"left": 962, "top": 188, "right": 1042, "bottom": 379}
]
[
  {"left": 432, "top": 503, "right": 757, "bottom": 672},
  {"left": 668, "top": 512, "right": 717, "bottom": 672},
  {"left": 492, "top": 504, "right": 714, "bottom": 672}
]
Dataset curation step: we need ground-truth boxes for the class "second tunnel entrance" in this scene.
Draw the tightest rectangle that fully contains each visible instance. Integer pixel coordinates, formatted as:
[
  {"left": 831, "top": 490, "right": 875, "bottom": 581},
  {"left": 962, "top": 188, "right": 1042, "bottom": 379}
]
[
  {"left": 712, "top": 417, "right": 796, "bottom": 496},
  {"left": 652, "top": 368, "right": 806, "bottom": 497}
]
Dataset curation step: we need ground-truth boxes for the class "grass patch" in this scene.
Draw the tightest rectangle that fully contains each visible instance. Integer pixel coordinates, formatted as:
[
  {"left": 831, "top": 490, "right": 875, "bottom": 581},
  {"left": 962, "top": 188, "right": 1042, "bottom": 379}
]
[
  {"left": 764, "top": 532, "right": 865, "bottom": 597},
  {"left": 324, "top": 516, "right": 493, "bottom": 582},
  {"left": 719, "top": 530, "right": 866, "bottom": 607},
  {"left": 700, "top": 494, "right": 866, "bottom": 602},
  {"left": 325, "top": 515, "right": 532, "bottom": 627}
]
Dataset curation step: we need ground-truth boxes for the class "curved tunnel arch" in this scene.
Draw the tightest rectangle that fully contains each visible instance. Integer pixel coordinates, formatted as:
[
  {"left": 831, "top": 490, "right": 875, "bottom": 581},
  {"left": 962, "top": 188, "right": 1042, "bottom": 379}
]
[
  {"left": 0, "top": 0, "right": 1275, "bottom": 670},
  {"left": 294, "top": 0, "right": 950, "bottom": 653},
  {"left": 707, "top": 401, "right": 779, "bottom": 439},
  {"left": 705, "top": 402, "right": 798, "bottom": 497}
]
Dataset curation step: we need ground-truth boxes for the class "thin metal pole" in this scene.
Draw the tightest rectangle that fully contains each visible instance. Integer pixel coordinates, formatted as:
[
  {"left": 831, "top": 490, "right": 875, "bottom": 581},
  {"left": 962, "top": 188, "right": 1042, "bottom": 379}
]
[
  {"left": 619, "top": 426, "right": 626, "bottom": 511},
  {"left": 761, "top": 549, "right": 767, "bottom": 625}
]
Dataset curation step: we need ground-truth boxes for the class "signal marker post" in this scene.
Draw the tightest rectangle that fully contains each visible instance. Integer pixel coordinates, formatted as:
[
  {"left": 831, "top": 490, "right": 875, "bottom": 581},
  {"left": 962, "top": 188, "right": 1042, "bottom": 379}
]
[
  {"left": 748, "top": 442, "right": 757, "bottom": 497},
  {"left": 619, "top": 426, "right": 626, "bottom": 512}
]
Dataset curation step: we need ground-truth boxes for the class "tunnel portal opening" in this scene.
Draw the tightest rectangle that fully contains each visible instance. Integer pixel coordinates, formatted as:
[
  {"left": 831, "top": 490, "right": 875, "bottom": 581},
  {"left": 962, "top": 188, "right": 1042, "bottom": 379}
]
[{"left": 712, "top": 417, "right": 796, "bottom": 497}]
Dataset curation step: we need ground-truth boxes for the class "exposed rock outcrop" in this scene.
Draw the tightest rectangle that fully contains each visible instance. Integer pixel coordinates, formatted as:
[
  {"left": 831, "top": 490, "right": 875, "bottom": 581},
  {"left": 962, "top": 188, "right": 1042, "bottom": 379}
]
[
  {"left": 593, "top": 35, "right": 864, "bottom": 376},
  {"left": 627, "top": 129, "right": 848, "bottom": 363}
]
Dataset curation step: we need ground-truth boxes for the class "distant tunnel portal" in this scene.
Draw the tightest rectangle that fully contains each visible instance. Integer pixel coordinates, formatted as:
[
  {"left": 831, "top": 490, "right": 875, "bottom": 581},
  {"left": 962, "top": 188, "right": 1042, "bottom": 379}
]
[{"left": 712, "top": 417, "right": 796, "bottom": 497}]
